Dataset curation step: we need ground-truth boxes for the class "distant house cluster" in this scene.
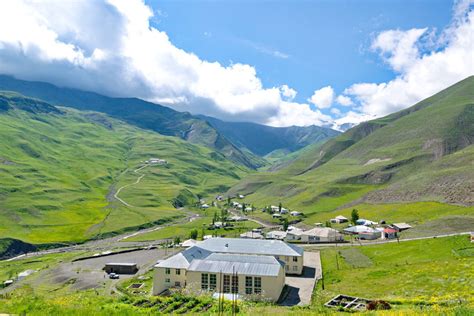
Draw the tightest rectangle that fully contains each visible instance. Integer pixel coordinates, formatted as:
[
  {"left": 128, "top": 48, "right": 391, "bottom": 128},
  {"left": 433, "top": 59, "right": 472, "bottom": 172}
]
[{"left": 145, "top": 158, "right": 167, "bottom": 165}]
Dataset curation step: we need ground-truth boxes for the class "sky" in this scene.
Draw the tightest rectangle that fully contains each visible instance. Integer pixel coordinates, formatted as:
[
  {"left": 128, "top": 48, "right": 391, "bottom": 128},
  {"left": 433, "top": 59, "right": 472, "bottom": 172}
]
[{"left": 0, "top": 0, "right": 472, "bottom": 130}]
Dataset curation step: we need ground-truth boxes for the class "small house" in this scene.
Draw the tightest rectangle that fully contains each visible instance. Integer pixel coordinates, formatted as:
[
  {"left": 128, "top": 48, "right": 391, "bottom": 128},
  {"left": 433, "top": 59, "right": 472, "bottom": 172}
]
[
  {"left": 272, "top": 213, "right": 282, "bottom": 219},
  {"left": 238, "top": 194, "right": 245, "bottom": 199},
  {"left": 280, "top": 208, "right": 289, "bottom": 214},
  {"left": 392, "top": 223, "right": 412, "bottom": 232},
  {"left": 285, "top": 228, "right": 304, "bottom": 241},
  {"left": 240, "top": 231, "right": 264, "bottom": 239},
  {"left": 356, "top": 219, "right": 377, "bottom": 226},
  {"left": 266, "top": 231, "right": 287, "bottom": 240},
  {"left": 201, "top": 204, "right": 210, "bottom": 209},
  {"left": 331, "top": 215, "right": 348, "bottom": 224},
  {"left": 301, "top": 227, "right": 344, "bottom": 243},
  {"left": 3, "top": 280, "right": 13, "bottom": 287},
  {"left": 383, "top": 228, "right": 398, "bottom": 239},
  {"left": 245, "top": 207, "right": 253, "bottom": 212},
  {"left": 290, "top": 211, "right": 302, "bottom": 217},
  {"left": 343, "top": 225, "right": 377, "bottom": 235},
  {"left": 181, "top": 239, "right": 198, "bottom": 248},
  {"left": 104, "top": 263, "right": 138, "bottom": 274},
  {"left": 358, "top": 231, "right": 381, "bottom": 240}
]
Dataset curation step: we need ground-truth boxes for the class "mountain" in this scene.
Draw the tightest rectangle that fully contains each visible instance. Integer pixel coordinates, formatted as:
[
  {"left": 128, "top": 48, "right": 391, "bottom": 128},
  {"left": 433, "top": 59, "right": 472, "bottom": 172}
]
[
  {"left": 197, "top": 115, "right": 340, "bottom": 157},
  {"left": 0, "top": 75, "right": 266, "bottom": 169},
  {"left": 0, "top": 92, "right": 250, "bottom": 245},
  {"left": 228, "top": 76, "right": 474, "bottom": 224}
]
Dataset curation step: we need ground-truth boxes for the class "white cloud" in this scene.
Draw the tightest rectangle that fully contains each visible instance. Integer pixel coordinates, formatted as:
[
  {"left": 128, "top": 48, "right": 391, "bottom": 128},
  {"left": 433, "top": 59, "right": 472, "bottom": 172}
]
[
  {"left": 339, "top": 0, "right": 474, "bottom": 122},
  {"left": 330, "top": 108, "right": 342, "bottom": 116},
  {"left": 0, "top": 0, "right": 310, "bottom": 127},
  {"left": 280, "top": 85, "right": 297, "bottom": 101},
  {"left": 0, "top": 0, "right": 472, "bottom": 130},
  {"left": 371, "top": 28, "right": 427, "bottom": 72},
  {"left": 336, "top": 95, "right": 354, "bottom": 106},
  {"left": 308, "top": 86, "right": 334, "bottom": 109}
]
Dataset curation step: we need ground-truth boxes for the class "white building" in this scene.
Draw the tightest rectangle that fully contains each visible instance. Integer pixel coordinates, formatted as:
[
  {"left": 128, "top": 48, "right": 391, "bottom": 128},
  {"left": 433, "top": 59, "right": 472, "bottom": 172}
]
[
  {"left": 301, "top": 227, "right": 344, "bottom": 243},
  {"left": 153, "top": 238, "right": 304, "bottom": 301},
  {"left": 331, "top": 215, "right": 348, "bottom": 224},
  {"left": 266, "top": 231, "right": 287, "bottom": 240},
  {"left": 285, "top": 228, "right": 304, "bottom": 241},
  {"left": 240, "top": 231, "right": 264, "bottom": 239}
]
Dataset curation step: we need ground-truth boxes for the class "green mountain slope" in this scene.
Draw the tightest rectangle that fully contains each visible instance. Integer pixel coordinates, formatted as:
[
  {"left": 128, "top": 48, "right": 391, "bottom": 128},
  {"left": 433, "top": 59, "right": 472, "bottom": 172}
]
[
  {"left": 228, "top": 76, "right": 474, "bottom": 223},
  {"left": 197, "top": 115, "right": 340, "bottom": 156},
  {"left": 0, "top": 75, "right": 265, "bottom": 169},
  {"left": 0, "top": 92, "right": 250, "bottom": 245}
]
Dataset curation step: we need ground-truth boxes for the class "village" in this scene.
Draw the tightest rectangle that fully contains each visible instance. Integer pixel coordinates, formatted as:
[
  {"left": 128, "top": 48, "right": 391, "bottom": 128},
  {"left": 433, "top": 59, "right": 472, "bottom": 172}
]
[{"left": 1, "top": 191, "right": 473, "bottom": 313}]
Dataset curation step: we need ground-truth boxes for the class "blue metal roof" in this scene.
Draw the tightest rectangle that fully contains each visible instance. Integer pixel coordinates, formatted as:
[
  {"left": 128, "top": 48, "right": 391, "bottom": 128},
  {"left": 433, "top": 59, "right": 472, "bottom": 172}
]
[{"left": 197, "top": 238, "right": 303, "bottom": 257}]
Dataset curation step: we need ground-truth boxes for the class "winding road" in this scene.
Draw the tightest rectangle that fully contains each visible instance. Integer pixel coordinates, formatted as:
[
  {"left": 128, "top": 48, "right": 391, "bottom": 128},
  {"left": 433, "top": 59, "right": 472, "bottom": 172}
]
[{"left": 113, "top": 164, "right": 149, "bottom": 207}]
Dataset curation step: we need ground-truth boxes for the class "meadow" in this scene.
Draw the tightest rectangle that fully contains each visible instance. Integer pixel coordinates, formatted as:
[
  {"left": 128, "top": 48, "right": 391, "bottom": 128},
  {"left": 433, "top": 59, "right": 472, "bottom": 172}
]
[{"left": 0, "top": 94, "right": 249, "bottom": 246}]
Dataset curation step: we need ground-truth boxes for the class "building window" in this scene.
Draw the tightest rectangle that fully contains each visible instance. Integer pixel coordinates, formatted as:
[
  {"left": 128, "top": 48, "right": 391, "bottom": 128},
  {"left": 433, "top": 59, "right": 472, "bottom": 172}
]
[
  {"left": 165, "top": 268, "right": 170, "bottom": 275},
  {"left": 201, "top": 273, "right": 209, "bottom": 290},
  {"left": 245, "top": 276, "right": 252, "bottom": 295},
  {"left": 254, "top": 277, "right": 261, "bottom": 294},
  {"left": 284, "top": 256, "right": 288, "bottom": 262},
  {"left": 231, "top": 275, "right": 239, "bottom": 294},
  {"left": 209, "top": 274, "right": 217, "bottom": 290},
  {"left": 176, "top": 269, "right": 181, "bottom": 275},
  {"left": 293, "top": 256, "right": 298, "bottom": 262},
  {"left": 285, "top": 265, "right": 289, "bottom": 271},
  {"left": 223, "top": 275, "right": 231, "bottom": 293},
  {"left": 293, "top": 266, "right": 298, "bottom": 272},
  {"left": 175, "top": 281, "right": 181, "bottom": 287},
  {"left": 165, "top": 278, "right": 170, "bottom": 283}
]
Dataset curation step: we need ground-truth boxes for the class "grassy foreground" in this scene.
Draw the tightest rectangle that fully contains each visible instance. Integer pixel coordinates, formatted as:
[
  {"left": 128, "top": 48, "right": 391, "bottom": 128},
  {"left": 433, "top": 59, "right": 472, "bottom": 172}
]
[{"left": 1, "top": 236, "right": 472, "bottom": 315}]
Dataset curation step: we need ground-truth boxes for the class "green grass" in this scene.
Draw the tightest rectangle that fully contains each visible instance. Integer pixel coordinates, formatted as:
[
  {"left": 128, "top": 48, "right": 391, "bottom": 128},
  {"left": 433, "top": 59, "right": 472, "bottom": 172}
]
[
  {"left": 0, "top": 93, "right": 250, "bottom": 245},
  {"left": 314, "top": 235, "right": 474, "bottom": 308}
]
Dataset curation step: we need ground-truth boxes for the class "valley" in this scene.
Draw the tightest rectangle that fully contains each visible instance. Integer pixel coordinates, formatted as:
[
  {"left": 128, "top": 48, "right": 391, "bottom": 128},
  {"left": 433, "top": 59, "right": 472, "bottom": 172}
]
[{"left": 0, "top": 76, "right": 473, "bottom": 315}]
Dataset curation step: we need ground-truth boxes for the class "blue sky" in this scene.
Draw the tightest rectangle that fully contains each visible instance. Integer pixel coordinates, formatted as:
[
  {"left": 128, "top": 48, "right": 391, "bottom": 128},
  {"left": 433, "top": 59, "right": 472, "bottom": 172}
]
[
  {"left": 0, "top": 0, "right": 472, "bottom": 128},
  {"left": 147, "top": 0, "right": 453, "bottom": 117}
]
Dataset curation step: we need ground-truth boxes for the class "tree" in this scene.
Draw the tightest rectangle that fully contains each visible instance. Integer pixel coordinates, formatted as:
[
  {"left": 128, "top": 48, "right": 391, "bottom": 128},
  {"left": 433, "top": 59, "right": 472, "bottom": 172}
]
[
  {"left": 242, "top": 203, "right": 246, "bottom": 213},
  {"left": 213, "top": 212, "right": 218, "bottom": 225},
  {"left": 282, "top": 218, "right": 289, "bottom": 231},
  {"left": 227, "top": 196, "right": 231, "bottom": 206},
  {"left": 325, "top": 220, "right": 332, "bottom": 228},
  {"left": 174, "top": 236, "right": 181, "bottom": 245},
  {"left": 190, "top": 229, "right": 198, "bottom": 240},
  {"left": 278, "top": 202, "right": 282, "bottom": 214},
  {"left": 351, "top": 209, "right": 359, "bottom": 224}
]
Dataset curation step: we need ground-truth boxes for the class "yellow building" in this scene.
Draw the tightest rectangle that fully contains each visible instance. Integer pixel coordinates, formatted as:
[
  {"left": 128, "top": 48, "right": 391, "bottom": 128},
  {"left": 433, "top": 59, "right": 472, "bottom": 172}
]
[{"left": 153, "top": 238, "right": 304, "bottom": 301}]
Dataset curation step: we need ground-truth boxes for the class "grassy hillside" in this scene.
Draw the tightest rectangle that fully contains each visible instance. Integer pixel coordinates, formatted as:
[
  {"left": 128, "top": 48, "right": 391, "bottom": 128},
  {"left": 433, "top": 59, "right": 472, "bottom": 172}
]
[
  {"left": 0, "top": 75, "right": 266, "bottom": 169},
  {"left": 0, "top": 92, "right": 249, "bottom": 245},
  {"left": 228, "top": 76, "right": 474, "bottom": 224},
  {"left": 198, "top": 115, "right": 340, "bottom": 156}
]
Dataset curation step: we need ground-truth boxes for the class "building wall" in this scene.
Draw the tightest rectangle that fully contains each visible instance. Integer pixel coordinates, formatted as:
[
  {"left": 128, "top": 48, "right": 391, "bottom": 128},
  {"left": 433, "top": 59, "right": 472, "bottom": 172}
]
[
  {"left": 278, "top": 255, "right": 303, "bottom": 275},
  {"left": 186, "top": 268, "right": 285, "bottom": 302},
  {"left": 153, "top": 266, "right": 187, "bottom": 295}
]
